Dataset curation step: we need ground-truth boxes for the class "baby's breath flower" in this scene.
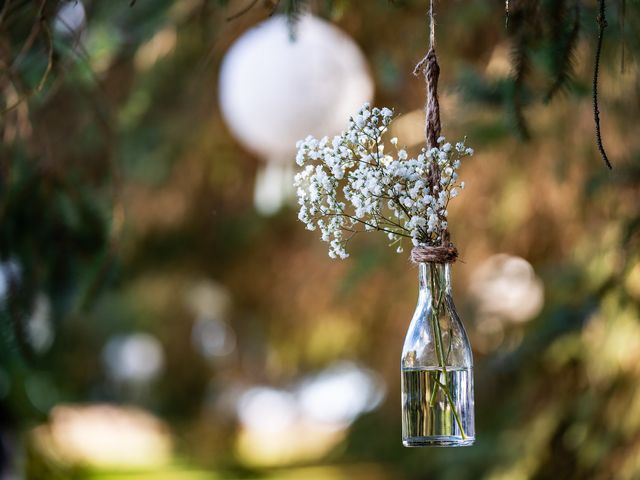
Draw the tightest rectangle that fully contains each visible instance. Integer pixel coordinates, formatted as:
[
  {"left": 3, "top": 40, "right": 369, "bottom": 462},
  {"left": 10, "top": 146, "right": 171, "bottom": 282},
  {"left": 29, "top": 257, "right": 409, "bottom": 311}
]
[{"left": 294, "top": 103, "right": 473, "bottom": 259}]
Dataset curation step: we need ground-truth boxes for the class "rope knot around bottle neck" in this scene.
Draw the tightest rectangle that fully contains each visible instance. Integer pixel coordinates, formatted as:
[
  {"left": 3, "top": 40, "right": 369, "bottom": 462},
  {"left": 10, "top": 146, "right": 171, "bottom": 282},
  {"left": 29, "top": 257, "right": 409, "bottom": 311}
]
[{"left": 410, "top": 243, "right": 458, "bottom": 264}]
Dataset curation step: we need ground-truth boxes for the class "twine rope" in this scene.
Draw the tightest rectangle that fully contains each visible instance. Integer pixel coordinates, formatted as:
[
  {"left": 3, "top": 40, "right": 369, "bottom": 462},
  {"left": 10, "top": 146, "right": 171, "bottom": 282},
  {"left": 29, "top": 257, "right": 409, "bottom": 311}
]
[
  {"left": 411, "top": 243, "right": 458, "bottom": 264},
  {"left": 411, "top": 0, "right": 457, "bottom": 265},
  {"left": 413, "top": 0, "right": 441, "bottom": 150}
]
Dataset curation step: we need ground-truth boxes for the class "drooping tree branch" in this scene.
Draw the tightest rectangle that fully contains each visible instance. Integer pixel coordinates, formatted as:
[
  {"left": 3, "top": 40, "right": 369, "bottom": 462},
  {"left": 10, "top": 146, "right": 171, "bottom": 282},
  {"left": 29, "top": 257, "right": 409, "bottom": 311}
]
[
  {"left": 593, "top": 0, "right": 613, "bottom": 170},
  {"left": 545, "top": 0, "right": 580, "bottom": 102},
  {"left": 226, "top": 0, "right": 261, "bottom": 21}
]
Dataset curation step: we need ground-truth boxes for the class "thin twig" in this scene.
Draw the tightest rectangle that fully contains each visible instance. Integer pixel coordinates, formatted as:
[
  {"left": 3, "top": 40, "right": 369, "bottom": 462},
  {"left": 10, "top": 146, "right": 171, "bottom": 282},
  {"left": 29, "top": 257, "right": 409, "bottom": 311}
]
[
  {"left": 226, "top": 0, "right": 260, "bottom": 21},
  {"left": 2, "top": 17, "right": 53, "bottom": 115},
  {"left": 0, "top": 0, "right": 12, "bottom": 26},
  {"left": 319, "top": 211, "right": 412, "bottom": 238},
  {"left": 2, "top": 0, "right": 53, "bottom": 115},
  {"left": 35, "top": 21, "right": 53, "bottom": 90},
  {"left": 593, "top": 0, "right": 613, "bottom": 169},
  {"left": 11, "top": 16, "right": 42, "bottom": 67}
]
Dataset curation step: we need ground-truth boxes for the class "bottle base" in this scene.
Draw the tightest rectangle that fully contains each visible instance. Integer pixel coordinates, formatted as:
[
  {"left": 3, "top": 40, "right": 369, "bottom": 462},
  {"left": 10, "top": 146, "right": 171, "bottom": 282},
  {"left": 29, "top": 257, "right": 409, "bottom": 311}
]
[{"left": 403, "top": 435, "right": 475, "bottom": 447}]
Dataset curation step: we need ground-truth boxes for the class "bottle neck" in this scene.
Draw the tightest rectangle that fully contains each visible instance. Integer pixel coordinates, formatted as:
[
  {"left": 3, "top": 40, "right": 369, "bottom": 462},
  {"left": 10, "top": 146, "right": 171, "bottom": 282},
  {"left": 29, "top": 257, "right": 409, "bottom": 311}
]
[{"left": 418, "top": 262, "right": 452, "bottom": 304}]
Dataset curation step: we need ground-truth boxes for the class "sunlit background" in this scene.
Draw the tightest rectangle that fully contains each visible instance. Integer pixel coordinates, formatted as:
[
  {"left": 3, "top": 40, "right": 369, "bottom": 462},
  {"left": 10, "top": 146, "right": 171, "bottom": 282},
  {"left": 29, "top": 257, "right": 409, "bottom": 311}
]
[{"left": 1, "top": 1, "right": 639, "bottom": 479}]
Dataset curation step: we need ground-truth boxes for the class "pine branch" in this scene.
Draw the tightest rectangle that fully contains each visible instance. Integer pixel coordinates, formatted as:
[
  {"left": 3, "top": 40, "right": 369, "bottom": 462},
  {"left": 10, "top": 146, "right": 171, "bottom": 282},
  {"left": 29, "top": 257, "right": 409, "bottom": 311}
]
[
  {"left": 511, "top": 29, "right": 531, "bottom": 140},
  {"left": 547, "top": 0, "right": 569, "bottom": 42},
  {"left": 457, "top": 68, "right": 505, "bottom": 106},
  {"left": 545, "top": 0, "right": 581, "bottom": 102},
  {"left": 506, "top": 0, "right": 540, "bottom": 140},
  {"left": 281, "top": 0, "right": 309, "bottom": 35}
]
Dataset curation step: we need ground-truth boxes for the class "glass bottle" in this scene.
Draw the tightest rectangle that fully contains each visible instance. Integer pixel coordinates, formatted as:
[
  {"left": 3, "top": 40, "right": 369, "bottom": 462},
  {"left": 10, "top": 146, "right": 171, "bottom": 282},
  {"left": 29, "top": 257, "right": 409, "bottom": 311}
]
[{"left": 401, "top": 262, "right": 475, "bottom": 447}]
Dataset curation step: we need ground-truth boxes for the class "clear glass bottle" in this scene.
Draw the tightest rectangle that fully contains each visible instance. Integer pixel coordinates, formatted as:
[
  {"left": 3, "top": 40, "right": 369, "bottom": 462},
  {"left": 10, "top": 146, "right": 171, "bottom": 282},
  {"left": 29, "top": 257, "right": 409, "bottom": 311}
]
[{"left": 401, "top": 262, "right": 475, "bottom": 447}]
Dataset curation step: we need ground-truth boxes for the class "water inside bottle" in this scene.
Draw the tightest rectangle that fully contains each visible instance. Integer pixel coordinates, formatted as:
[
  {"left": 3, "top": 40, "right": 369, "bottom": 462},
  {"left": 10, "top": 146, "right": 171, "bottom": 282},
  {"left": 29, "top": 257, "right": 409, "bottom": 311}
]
[{"left": 401, "top": 366, "right": 475, "bottom": 447}]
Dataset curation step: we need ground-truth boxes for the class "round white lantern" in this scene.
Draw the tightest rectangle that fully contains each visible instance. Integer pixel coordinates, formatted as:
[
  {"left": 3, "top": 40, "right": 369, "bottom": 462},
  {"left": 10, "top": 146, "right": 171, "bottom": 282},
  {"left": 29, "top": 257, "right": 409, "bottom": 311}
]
[
  {"left": 54, "top": 0, "right": 87, "bottom": 57},
  {"left": 218, "top": 14, "right": 374, "bottom": 214},
  {"left": 54, "top": 1, "right": 86, "bottom": 39}
]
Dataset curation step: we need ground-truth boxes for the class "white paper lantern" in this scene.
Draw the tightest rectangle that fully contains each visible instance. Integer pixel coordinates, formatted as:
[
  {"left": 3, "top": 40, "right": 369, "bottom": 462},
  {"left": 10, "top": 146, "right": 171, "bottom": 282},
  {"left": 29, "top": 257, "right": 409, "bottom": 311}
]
[
  {"left": 54, "top": 1, "right": 86, "bottom": 38},
  {"left": 54, "top": 0, "right": 87, "bottom": 56},
  {"left": 218, "top": 14, "right": 374, "bottom": 214}
]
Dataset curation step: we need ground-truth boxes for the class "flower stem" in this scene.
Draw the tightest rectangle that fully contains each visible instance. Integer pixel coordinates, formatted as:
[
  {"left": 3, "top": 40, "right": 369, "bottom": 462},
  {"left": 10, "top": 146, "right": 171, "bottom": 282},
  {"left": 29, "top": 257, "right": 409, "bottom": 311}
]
[{"left": 428, "top": 263, "right": 466, "bottom": 439}]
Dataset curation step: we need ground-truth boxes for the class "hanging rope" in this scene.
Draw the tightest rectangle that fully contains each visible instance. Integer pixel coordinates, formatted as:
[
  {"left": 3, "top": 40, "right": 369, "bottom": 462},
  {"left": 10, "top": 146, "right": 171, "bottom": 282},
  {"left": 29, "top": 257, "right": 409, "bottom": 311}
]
[
  {"left": 413, "top": 0, "right": 441, "bottom": 151},
  {"left": 411, "top": 0, "right": 458, "bottom": 264},
  {"left": 411, "top": 244, "right": 458, "bottom": 264}
]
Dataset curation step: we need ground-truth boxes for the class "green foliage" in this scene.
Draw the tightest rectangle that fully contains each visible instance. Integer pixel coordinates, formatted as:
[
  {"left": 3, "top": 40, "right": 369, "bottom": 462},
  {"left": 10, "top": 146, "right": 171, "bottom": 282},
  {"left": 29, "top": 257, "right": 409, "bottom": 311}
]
[
  {"left": 544, "top": 0, "right": 581, "bottom": 102},
  {"left": 282, "top": 0, "right": 311, "bottom": 27}
]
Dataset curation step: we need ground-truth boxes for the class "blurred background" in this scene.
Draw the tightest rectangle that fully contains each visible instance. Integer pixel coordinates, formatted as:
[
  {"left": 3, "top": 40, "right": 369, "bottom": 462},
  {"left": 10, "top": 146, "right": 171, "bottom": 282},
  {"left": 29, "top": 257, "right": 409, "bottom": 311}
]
[{"left": 1, "top": 0, "right": 639, "bottom": 479}]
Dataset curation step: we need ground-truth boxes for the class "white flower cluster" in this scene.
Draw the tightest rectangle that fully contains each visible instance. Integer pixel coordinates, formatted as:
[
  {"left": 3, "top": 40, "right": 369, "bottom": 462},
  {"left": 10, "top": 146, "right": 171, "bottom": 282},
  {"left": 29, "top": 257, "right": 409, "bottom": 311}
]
[{"left": 294, "top": 103, "right": 473, "bottom": 259}]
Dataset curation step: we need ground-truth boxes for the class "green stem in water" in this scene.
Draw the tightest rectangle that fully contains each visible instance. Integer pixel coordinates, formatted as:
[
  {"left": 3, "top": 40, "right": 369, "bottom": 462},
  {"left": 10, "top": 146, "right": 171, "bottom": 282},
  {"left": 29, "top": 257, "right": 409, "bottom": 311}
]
[
  {"left": 427, "top": 263, "right": 466, "bottom": 439},
  {"left": 428, "top": 289, "right": 444, "bottom": 406}
]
